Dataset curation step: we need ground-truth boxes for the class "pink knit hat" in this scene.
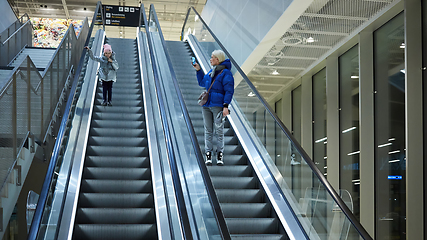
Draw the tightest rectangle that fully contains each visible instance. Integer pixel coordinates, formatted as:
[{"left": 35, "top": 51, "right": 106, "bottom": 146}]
[{"left": 103, "top": 44, "right": 112, "bottom": 53}]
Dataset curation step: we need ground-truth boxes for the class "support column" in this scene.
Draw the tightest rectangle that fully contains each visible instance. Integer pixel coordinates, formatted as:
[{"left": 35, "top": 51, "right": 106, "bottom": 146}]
[
  {"left": 358, "top": 30, "right": 375, "bottom": 237},
  {"left": 326, "top": 55, "right": 340, "bottom": 190},
  {"left": 405, "top": 0, "right": 424, "bottom": 239}
]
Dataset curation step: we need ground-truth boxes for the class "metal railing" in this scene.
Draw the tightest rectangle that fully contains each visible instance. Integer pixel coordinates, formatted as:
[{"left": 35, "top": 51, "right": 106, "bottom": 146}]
[
  {"left": 0, "top": 13, "right": 32, "bottom": 66},
  {"left": 0, "top": 20, "right": 88, "bottom": 200},
  {"left": 181, "top": 6, "right": 373, "bottom": 240},
  {"left": 26, "top": 2, "right": 105, "bottom": 239}
]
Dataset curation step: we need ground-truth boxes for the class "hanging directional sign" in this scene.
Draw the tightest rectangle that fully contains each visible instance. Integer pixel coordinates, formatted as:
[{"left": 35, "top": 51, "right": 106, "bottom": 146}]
[{"left": 96, "top": 5, "right": 140, "bottom": 27}]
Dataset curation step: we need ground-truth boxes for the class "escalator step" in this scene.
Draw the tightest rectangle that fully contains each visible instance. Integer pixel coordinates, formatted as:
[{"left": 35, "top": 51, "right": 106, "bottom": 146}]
[
  {"left": 81, "top": 179, "right": 152, "bottom": 193},
  {"left": 85, "top": 156, "right": 149, "bottom": 168},
  {"left": 229, "top": 234, "right": 286, "bottom": 240},
  {"left": 221, "top": 203, "right": 270, "bottom": 218},
  {"left": 91, "top": 119, "right": 145, "bottom": 129},
  {"left": 86, "top": 146, "right": 147, "bottom": 157},
  {"left": 92, "top": 112, "right": 144, "bottom": 121},
  {"left": 211, "top": 177, "right": 257, "bottom": 189},
  {"left": 79, "top": 193, "right": 153, "bottom": 208},
  {"left": 88, "top": 136, "right": 147, "bottom": 147},
  {"left": 96, "top": 92, "right": 141, "bottom": 101},
  {"left": 73, "top": 224, "right": 157, "bottom": 240},
  {"left": 93, "top": 105, "right": 143, "bottom": 113},
  {"left": 208, "top": 165, "right": 252, "bottom": 177},
  {"left": 76, "top": 208, "right": 155, "bottom": 224},
  {"left": 83, "top": 167, "right": 150, "bottom": 180},
  {"left": 216, "top": 189, "right": 264, "bottom": 203},
  {"left": 226, "top": 218, "right": 279, "bottom": 234},
  {"left": 89, "top": 128, "right": 146, "bottom": 137}
]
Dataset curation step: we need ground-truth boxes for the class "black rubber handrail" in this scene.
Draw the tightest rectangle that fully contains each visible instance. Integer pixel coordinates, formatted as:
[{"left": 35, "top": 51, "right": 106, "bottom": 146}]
[
  {"left": 181, "top": 6, "right": 373, "bottom": 240},
  {"left": 145, "top": 4, "right": 194, "bottom": 240},
  {"left": 150, "top": 4, "right": 231, "bottom": 240},
  {"left": 27, "top": 2, "right": 105, "bottom": 239}
]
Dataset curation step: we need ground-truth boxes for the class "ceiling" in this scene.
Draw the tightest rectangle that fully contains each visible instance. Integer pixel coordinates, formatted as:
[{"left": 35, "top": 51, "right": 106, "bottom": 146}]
[
  {"left": 9, "top": 0, "right": 206, "bottom": 40},
  {"left": 9, "top": 0, "right": 398, "bottom": 100},
  {"left": 246, "top": 0, "right": 396, "bottom": 99}
]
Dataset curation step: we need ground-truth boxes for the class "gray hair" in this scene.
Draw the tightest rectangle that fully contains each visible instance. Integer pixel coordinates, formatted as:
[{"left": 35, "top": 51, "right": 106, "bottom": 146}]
[{"left": 212, "top": 50, "right": 225, "bottom": 63}]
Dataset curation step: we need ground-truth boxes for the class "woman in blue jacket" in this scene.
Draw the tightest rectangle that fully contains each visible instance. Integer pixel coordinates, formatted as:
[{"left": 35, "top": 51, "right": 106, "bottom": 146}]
[
  {"left": 193, "top": 50, "right": 234, "bottom": 166},
  {"left": 84, "top": 44, "right": 119, "bottom": 106}
]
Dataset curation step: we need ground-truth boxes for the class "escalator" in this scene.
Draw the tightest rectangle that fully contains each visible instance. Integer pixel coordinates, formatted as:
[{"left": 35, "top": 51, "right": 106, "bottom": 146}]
[
  {"left": 166, "top": 41, "right": 286, "bottom": 240},
  {"left": 71, "top": 38, "right": 157, "bottom": 239},
  {"left": 28, "top": 3, "right": 372, "bottom": 240}
]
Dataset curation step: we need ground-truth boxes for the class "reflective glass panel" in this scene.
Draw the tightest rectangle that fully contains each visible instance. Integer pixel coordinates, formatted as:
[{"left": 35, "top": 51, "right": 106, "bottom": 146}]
[
  {"left": 374, "top": 12, "right": 405, "bottom": 240},
  {"left": 338, "top": 45, "right": 360, "bottom": 221},
  {"left": 313, "top": 68, "right": 327, "bottom": 178}
]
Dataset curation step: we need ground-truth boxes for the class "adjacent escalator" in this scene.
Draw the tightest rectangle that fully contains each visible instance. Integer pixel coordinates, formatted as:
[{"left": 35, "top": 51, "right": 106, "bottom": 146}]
[
  {"left": 72, "top": 38, "right": 157, "bottom": 240},
  {"left": 166, "top": 40, "right": 287, "bottom": 240}
]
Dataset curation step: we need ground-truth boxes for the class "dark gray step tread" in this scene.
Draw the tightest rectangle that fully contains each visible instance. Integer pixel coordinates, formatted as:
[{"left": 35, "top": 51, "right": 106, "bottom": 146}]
[
  {"left": 88, "top": 136, "right": 147, "bottom": 147},
  {"left": 92, "top": 112, "right": 144, "bottom": 121},
  {"left": 207, "top": 165, "right": 252, "bottom": 177},
  {"left": 216, "top": 189, "right": 264, "bottom": 203},
  {"left": 81, "top": 179, "right": 152, "bottom": 193},
  {"left": 96, "top": 92, "right": 141, "bottom": 100},
  {"left": 226, "top": 218, "right": 279, "bottom": 234},
  {"left": 91, "top": 120, "right": 145, "bottom": 128},
  {"left": 79, "top": 193, "right": 153, "bottom": 208},
  {"left": 83, "top": 167, "right": 151, "bottom": 180},
  {"left": 229, "top": 234, "right": 286, "bottom": 240},
  {"left": 85, "top": 156, "right": 149, "bottom": 168},
  {"left": 73, "top": 224, "right": 157, "bottom": 240},
  {"left": 89, "top": 128, "right": 146, "bottom": 137},
  {"left": 211, "top": 177, "right": 257, "bottom": 190},
  {"left": 220, "top": 203, "right": 271, "bottom": 218},
  {"left": 76, "top": 208, "right": 155, "bottom": 224},
  {"left": 93, "top": 105, "right": 143, "bottom": 113}
]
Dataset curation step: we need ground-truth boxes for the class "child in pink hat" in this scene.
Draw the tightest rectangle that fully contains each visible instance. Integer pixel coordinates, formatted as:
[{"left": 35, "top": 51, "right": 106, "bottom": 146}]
[{"left": 84, "top": 43, "right": 119, "bottom": 106}]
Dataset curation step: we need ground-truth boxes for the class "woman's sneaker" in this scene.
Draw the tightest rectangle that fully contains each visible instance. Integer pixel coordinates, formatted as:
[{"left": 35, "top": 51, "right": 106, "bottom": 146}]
[
  {"left": 217, "top": 152, "right": 224, "bottom": 166},
  {"left": 205, "top": 151, "right": 212, "bottom": 165}
]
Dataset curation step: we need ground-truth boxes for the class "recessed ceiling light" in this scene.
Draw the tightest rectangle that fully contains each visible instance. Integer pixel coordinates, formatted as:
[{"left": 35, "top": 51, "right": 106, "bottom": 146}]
[
  {"left": 271, "top": 70, "right": 279, "bottom": 75},
  {"left": 306, "top": 37, "right": 315, "bottom": 43}
]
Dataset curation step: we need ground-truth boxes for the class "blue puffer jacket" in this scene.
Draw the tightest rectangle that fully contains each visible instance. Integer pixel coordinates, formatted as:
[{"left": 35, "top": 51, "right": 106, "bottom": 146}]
[{"left": 196, "top": 59, "right": 234, "bottom": 108}]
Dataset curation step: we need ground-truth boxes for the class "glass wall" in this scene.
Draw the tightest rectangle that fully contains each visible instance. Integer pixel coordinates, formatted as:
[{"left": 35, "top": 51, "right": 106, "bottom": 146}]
[
  {"left": 313, "top": 68, "right": 327, "bottom": 178},
  {"left": 275, "top": 99, "right": 283, "bottom": 165},
  {"left": 291, "top": 86, "right": 302, "bottom": 199},
  {"left": 374, "top": 12, "right": 405, "bottom": 240},
  {"left": 292, "top": 86, "right": 302, "bottom": 145},
  {"left": 338, "top": 45, "right": 360, "bottom": 220}
]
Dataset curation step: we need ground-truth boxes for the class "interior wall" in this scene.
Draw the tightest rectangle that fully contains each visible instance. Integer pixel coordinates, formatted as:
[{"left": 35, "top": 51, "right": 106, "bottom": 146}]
[{"left": 0, "top": 1, "right": 18, "bottom": 34}]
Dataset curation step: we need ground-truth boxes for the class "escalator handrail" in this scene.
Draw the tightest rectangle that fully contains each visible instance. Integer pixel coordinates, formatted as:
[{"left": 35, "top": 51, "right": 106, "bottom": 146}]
[
  {"left": 148, "top": 4, "right": 231, "bottom": 240},
  {"left": 182, "top": 6, "right": 373, "bottom": 240},
  {"left": 27, "top": 2, "right": 105, "bottom": 239},
  {"left": 145, "top": 4, "right": 194, "bottom": 240}
]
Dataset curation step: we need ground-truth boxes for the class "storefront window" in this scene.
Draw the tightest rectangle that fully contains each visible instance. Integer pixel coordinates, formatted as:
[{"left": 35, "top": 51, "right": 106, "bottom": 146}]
[
  {"left": 339, "top": 45, "right": 360, "bottom": 220},
  {"left": 374, "top": 12, "right": 405, "bottom": 240},
  {"left": 313, "top": 68, "right": 327, "bottom": 178}
]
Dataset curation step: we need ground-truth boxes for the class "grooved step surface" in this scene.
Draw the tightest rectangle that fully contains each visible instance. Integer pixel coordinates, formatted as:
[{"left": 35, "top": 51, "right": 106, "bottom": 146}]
[
  {"left": 166, "top": 40, "right": 288, "bottom": 239},
  {"left": 73, "top": 38, "right": 157, "bottom": 240}
]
